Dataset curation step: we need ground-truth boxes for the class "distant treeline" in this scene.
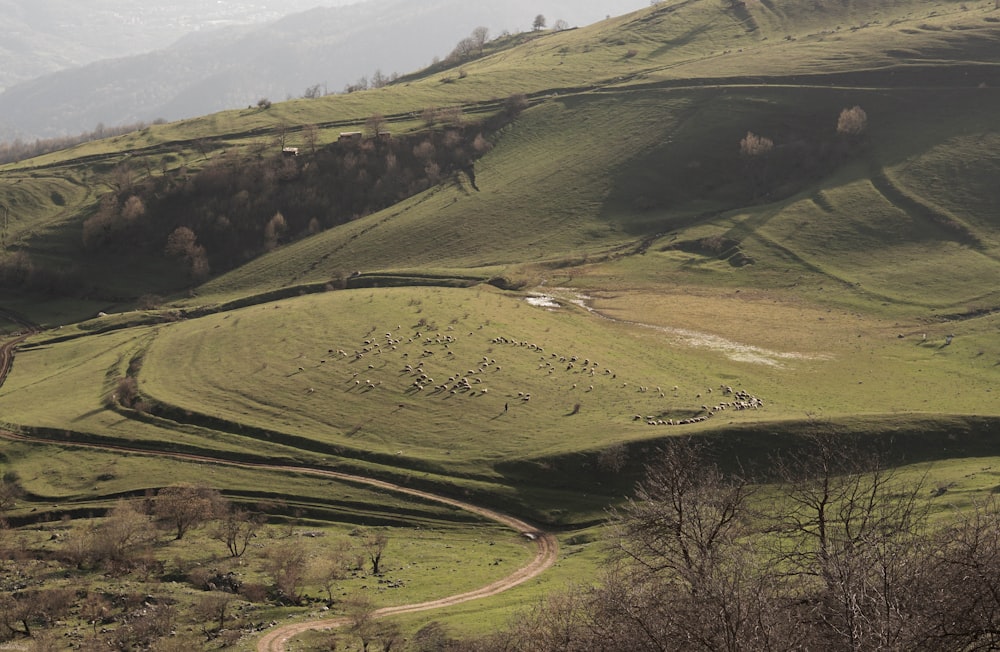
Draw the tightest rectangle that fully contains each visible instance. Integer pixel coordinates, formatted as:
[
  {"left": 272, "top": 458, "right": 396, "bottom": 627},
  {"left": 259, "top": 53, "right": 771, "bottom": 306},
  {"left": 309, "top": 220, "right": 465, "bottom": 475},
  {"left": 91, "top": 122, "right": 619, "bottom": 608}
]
[{"left": 0, "top": 120, "right": 167, "bottom": 165}]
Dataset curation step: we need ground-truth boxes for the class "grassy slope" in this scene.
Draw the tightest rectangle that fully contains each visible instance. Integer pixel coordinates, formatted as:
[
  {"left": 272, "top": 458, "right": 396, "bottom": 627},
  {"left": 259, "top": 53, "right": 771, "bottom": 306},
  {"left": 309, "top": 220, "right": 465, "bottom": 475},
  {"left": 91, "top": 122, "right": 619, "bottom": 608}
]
[
  {"left": 0, "top": 0, "right": 996, "bottom": 483},
  {"left": 192, "top": 1, "right": 1000, "bottom": 303},
  {"left": 1, "top": 0, "right": 1000, "bottom": 637},
  {"left": 1, "top": 0, "right": 994, "bottom": 308}
]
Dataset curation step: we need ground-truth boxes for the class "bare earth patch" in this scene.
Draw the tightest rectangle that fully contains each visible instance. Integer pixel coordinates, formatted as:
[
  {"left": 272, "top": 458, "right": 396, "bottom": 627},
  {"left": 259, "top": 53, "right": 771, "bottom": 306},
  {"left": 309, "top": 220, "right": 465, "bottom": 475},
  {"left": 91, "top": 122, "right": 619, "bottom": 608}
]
[{"left": 531, "top": 289, "right": 830, "bottom": 367}]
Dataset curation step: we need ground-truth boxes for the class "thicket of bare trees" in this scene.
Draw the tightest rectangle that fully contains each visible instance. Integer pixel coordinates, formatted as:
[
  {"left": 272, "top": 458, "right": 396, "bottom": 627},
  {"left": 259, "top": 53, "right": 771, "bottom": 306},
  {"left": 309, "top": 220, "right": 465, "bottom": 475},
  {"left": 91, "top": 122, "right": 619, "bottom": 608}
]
[
  {"left": 0, "top": 483, "right": 396, "bottom": 647},
  {"left": 82, "top": 117, "right": 507, "bottom": 281},
  {"left": 465, "top": 436, "right": 1000, "bottom": 651}
]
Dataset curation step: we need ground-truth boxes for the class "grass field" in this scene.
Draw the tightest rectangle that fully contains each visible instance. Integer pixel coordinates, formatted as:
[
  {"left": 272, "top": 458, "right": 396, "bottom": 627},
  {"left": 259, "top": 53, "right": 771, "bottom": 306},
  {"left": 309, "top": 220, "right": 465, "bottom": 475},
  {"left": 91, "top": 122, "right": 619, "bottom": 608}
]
[{"left": 1, "top": 0, "right": 999, "bottom": 646}]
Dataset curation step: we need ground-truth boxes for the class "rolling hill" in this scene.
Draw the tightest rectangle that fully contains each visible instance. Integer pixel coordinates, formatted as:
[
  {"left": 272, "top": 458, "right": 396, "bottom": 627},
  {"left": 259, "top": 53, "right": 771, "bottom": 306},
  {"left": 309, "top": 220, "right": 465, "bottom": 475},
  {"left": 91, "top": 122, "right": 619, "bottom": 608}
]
[
  {"left": 0, "top": 0, "right": 999, "bottom": 646},
  {"left": 0, "top": 0, "right": 652, "bottom": 141}
]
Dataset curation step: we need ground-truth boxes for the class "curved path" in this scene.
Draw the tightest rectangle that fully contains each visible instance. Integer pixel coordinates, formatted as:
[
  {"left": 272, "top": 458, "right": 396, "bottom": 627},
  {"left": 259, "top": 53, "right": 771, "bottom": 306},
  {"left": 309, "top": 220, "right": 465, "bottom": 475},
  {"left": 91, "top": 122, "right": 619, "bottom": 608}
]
[
  {"left": 0, "top": 427, "right": 558, "bottom": 651},
  {"left": 0, "top": 334, "right": 27, "bottom": 388},
  {"left": 0, "top": 320, "right": 558, "bottom": 649}
]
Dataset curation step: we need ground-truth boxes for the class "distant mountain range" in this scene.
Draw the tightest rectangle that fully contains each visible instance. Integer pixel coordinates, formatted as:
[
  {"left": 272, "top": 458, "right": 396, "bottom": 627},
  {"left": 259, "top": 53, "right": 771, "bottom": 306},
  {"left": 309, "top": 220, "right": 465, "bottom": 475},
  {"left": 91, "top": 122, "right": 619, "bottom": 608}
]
[
  {"left": 0, "top": 0, "right": 342, "bottom": 91},
  {"left": 0, "top": 0, "right": 649, "bottom": 142}
]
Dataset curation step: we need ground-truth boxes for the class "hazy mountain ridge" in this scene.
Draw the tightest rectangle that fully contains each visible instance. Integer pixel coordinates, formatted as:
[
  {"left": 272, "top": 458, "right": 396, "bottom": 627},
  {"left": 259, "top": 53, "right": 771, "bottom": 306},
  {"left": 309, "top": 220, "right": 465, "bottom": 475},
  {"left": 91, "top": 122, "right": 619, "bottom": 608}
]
[
  {"left": 0, "top": 0, "right": 649, "bottom": 142},
  {"left": 0, "top": 0, "right": 340, "bottom": 93}
]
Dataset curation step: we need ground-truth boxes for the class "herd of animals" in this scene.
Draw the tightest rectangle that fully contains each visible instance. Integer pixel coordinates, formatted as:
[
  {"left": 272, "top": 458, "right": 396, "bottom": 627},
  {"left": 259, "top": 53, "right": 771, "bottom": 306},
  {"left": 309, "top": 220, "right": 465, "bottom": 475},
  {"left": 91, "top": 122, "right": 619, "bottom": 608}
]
[{"left": 297, "top": 315, "right": 765, "bottom": 428}]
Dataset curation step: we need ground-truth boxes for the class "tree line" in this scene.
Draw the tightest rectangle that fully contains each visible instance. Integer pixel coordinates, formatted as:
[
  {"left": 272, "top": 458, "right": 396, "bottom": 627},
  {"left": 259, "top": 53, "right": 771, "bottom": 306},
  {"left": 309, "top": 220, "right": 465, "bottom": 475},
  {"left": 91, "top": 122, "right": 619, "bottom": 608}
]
[{"left": 0, "top": 120, "right": 168, "bottom": 166}]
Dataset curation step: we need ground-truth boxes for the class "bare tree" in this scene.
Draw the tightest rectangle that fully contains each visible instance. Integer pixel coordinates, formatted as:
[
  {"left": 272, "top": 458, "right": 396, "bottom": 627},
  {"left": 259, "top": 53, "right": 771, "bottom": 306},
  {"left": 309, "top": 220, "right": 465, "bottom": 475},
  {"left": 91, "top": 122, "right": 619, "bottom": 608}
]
[
  {"left": 303, "top": 124, "right": 319, "bottom": 154},
  {"left": 275, "top": 121, "right": 289, "bottom": 150},
  {"left": 109, "top": 162, "right": 134, "bottom": 194},
  {"left": 471, "top": 26, "right": 490, "bottom": 54},
  {"left": 264, "top": 212, "right": 287, "bottom": 251},
  {"left": 164, "top": 226, "right": 197, "bottom": 258},
  {"left": 344, "top": 593, "right": 377, "bottom": 652},
  {"left": 600, "top": 439, "right": 789, "bottom": 651},
  {"left": 612, "top": 440, "right": 754, "bottom": 580},
  {"left": 165, "top": 226, "right": 210, "bottom": 281},
  {"left": 505, "top": 93, "right": 529, "bottom": 117},
  {"left": 89, "top": 499, "right": 156, "bottom": 571},
  {"left": 267, "top": 541, "right": 309, "bottom": 604},
  {"left": 533, "top": 14, "right": 547, "bottom": 31},
  {"left": 771, "top": 434, "right": 930, "bottom": 651},
  {"left": 361, "top": 529, "right": 389, "bottom": 575},
  {"left": 0, "top": 589, "right": 73, "bottom": 639},
  {"left": 371, "top": 69, "right": 390, "bottom": 89},
  {"left": 449, "top": 37, "right": 478, "bottom": 61},
  {"left": 837, "top": 105, "right": 868, "bottom": 136},
  {"left": 213, "top": 505, "right": 264, "bottom": 558},
  {"left": 420, "top": 107, "right": 439, "bottom": 127},
  {"left": 739, "top": 130, "right": 773, "bottom": 157},
  {"left": 153, "top": 483, "right": 221, "bottom": 540},
  {"left": 463, "top": 436, "right": 1000, "bottom": 651},
  {"left": 195, "top": 592, "right": 235, "bottom": 634},
  {"left": 120, "top": 195, "right": 146, "bottom": 222},
  {"left": 365, "top": 113, "right": 387, "bottom": 139},
  {"left": 374, "top": 620, "right": 403, "bottom": 652},
  {"left": 0, "top": 472, "right": 23, "bottom": 513},
  {"left": 906, "top": 498, "right": 1000, "bottom": 649},
  {"left": 80, "top": 592, "right": 112, "bottom": 635},
  {"left": 740, "top": 131, "right": 774, "bottom": 198},
  {"left": 345, "top": 76, "right": 369, "bottom": 93},
  {"left": 438, "top": 106, "right": 463, "bottom": 126},
  {"left": 313, "top": 539, "right": 353, "bottom": 604}
]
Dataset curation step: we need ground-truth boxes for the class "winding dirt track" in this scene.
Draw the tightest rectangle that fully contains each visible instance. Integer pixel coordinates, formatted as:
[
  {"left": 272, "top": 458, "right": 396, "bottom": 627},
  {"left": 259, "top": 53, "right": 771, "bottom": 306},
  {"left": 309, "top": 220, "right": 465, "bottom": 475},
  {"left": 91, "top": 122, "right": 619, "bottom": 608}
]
[
  {"left": 0, "top": 428, "right": 558, "bottom": 649},
  {"left": 0, "top": 331, "right": 558, "bottom": 651}
]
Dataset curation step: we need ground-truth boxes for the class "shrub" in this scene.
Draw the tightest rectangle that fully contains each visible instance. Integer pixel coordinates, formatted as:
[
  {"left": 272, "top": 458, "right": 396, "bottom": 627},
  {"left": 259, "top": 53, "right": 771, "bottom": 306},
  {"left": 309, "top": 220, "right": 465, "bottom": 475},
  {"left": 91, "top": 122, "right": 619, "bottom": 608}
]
[
  {"left": 837, "top": 105, "right": 868, "bottom": 136},
  {"left": 740, "top": 131, "right": 774, "bottom": 157}
]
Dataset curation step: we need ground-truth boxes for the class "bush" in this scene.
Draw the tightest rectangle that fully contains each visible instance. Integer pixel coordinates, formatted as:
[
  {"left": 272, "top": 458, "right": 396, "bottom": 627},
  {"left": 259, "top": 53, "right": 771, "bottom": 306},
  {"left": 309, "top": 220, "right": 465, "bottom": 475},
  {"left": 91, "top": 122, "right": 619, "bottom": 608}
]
[{"left": 837, "top": 105, "right": 868, "bottom": 136}]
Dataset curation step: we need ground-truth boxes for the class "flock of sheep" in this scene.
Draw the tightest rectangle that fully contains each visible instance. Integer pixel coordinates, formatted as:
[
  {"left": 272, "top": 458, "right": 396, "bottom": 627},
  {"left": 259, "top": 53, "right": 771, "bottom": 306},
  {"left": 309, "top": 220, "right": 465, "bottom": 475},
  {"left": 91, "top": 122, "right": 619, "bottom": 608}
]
[
  {"left": 306, "top": 321, "right": 764, "bottom": 427},
  {"left": 634, "top": 387, "right": 765, "bottom": 426}
]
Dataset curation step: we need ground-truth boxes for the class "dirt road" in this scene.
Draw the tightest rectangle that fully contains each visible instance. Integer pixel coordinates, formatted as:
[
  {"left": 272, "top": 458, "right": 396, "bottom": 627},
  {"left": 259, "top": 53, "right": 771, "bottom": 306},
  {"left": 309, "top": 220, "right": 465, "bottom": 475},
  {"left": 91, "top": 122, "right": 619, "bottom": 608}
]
[
  {"left": 255, "top": 497, "right": 557, "bottom": 651},
  {"left": 0, "top": 432, "right": 557, "bottom": 651},
  {"left": 0, "top": 323, "right": 558, "bottom": 651},
  {"left": 0, "top": 429, "right": 558, "bottom": 651}
]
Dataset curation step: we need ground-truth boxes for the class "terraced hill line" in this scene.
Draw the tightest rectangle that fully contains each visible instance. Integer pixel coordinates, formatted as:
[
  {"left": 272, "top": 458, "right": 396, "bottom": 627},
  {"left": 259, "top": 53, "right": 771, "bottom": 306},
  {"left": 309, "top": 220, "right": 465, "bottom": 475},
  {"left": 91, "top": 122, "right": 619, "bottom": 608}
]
[
  {"left": 0, "top": 428, "right": 557, "bottom": 651},
  {"left": 0, "top": 321, "right": 558, "bottom": 649},
  {"left": 0, "top": 412, "right": 559, "bottom": 652},
  {"left": 870, "top": 169, "right": 983, "bottom": 248},
  {"left": 0, "top": 335, "right": 27, "bottom": 388},
  {"left": 0, "top": 309, "right": 40, "bottom": 388}
]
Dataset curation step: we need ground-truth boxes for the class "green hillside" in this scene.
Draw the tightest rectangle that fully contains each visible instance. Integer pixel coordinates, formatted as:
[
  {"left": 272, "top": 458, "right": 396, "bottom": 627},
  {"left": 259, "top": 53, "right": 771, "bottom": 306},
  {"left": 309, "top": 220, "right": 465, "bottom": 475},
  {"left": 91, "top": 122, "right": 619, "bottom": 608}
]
[{"left": 1, "top": 0, "right": 999, "bottom": 647}]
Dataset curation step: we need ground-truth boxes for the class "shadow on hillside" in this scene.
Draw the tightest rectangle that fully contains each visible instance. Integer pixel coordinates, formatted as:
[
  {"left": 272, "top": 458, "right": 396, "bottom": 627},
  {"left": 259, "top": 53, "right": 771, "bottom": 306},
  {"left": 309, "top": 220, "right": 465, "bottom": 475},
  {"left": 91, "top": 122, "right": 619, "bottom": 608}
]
[
  {"left": 491, "top": 415, "right": 1000, "bottom": 526},
  {"left": 595, "top": 84, "right": 995, "bottom": 240}
]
